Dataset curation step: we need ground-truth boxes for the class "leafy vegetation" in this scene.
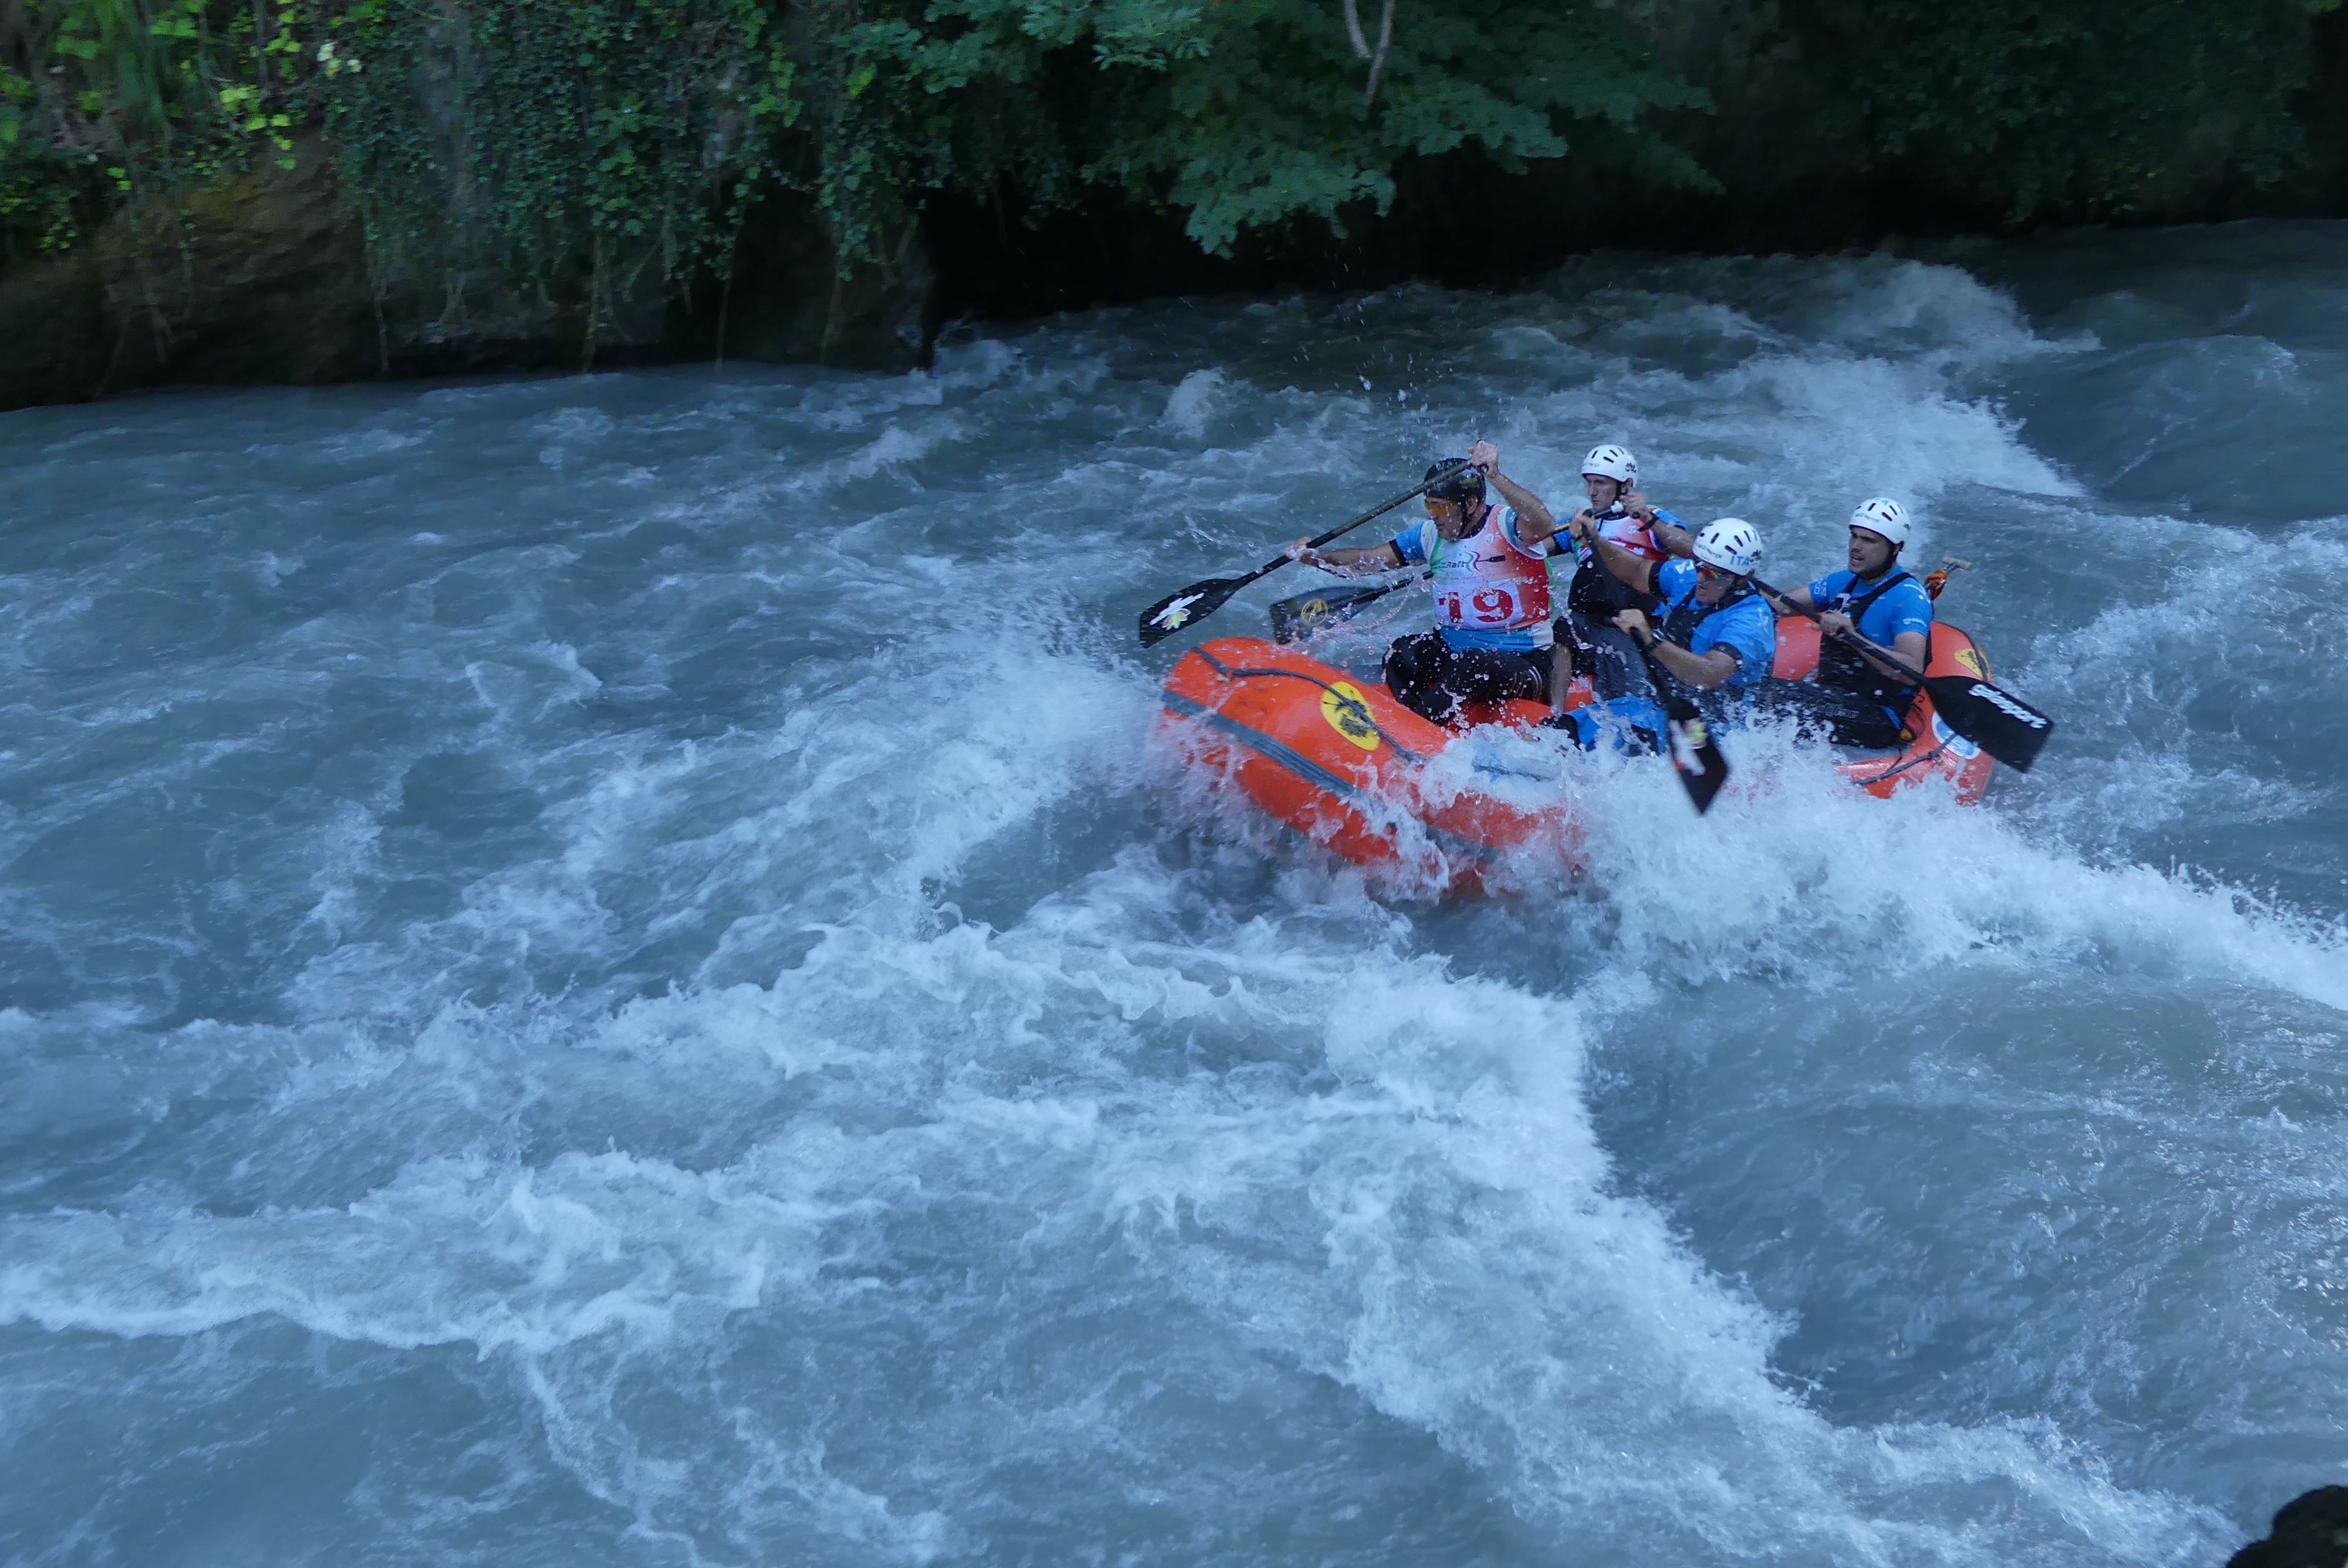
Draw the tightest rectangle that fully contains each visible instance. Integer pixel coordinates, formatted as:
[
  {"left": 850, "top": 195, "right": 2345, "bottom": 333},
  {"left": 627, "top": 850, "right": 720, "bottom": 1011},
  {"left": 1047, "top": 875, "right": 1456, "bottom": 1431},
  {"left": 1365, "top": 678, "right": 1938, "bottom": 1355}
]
[
  {"left": 1800, "top": 0, "right": 2343, "bottom": 221},
  {"left": 1, "top": 0, "right": 291, "bottom": 252},
  {"left": 2, "top": 0, "right": 1701, "bottom": 290},
  {"left": 1, "top": 0, "right": 2339, "bottom": 331}
]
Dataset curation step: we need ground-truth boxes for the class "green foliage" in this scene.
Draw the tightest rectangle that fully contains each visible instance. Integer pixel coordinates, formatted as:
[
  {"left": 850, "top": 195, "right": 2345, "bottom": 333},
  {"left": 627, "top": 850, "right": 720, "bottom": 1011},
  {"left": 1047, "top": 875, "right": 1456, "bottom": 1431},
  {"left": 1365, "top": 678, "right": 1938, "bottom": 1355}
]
[
  {"left": 1802, "top": 0, "right": 2334, "bottom": 220},
  {"left": 4, "top": 0, "right": 1701, "bottom": 329},
  {"left": 320, "top": 0, "right": 794, "bottom": 333},
  {"left": 1, "top": 0, "right": 279, "bottom": 253},
  {"left": 17, "top": 0, "right": 2328, "bottom": 340},
  {"left": 819, "top": 0, "right": 1706, "bottom": 255}
]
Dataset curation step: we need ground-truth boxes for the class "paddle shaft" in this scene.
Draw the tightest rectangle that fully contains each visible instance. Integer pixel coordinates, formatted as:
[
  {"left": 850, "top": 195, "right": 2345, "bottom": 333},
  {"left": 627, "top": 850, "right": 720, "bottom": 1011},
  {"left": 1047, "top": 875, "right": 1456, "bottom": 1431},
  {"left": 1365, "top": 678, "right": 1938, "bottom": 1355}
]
[
  {"left": 1138, "top": 461, "right": 1475, "bottom": 646},
  {"left": 1246, "top": 459, "right": 1477, "bottom": 587},
  {"left": 1748, "top": 575, "right": 1925, "bottom": 689}
]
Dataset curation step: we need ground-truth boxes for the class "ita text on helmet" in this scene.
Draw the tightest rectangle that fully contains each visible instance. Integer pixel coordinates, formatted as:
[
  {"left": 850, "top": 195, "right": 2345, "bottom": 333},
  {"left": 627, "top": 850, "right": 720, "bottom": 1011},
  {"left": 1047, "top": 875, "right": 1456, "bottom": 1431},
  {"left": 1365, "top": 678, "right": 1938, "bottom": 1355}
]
[{"left": 1693, "top": 518, "right": 1761, "bottom": 577}]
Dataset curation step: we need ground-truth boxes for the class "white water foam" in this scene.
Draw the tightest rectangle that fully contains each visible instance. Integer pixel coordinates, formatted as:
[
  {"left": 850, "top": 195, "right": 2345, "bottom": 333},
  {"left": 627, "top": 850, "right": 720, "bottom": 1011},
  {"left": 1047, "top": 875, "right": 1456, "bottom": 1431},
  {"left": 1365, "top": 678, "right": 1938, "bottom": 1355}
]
[{"left": 3, "top": 242, "right": 2341, "bottom": 1566}]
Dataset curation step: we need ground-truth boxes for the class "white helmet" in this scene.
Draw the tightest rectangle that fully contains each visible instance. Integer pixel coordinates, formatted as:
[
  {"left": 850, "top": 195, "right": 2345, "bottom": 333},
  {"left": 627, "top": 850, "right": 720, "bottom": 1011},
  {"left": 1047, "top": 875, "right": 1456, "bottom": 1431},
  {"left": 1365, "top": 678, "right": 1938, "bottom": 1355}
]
[
  {"left": 1849, "top": 496, "right": 1910, "bottom": 547},
  {"left": 1581, "top": 445, "right": 1638, "bottom": 487},
  {"left": 1693, "top": 517, "right": 1761, "bottom": 576}
]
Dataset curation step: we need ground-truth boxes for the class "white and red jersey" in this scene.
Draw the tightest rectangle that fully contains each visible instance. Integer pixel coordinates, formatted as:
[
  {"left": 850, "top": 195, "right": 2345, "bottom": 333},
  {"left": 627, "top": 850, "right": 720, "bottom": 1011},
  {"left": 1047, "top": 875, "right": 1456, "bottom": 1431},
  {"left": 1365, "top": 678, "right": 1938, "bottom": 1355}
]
[{"left": 1392, "top": 505, "right": 1557, "bottom": 651}]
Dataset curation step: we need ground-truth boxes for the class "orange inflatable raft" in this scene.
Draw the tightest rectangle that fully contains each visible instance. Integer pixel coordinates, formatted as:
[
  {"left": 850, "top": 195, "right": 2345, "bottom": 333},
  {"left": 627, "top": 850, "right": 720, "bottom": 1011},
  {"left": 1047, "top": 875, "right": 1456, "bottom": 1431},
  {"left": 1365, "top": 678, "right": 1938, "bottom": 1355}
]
[
  {"left": 1159, "top": 620, "right": 1997, "bottom": 888},
  {"left": 1772, "top": 619, "right": 1998, "bottom": 803},
  {"left": 1159, "top": 637, "right": 1570, "bottom": 894}
]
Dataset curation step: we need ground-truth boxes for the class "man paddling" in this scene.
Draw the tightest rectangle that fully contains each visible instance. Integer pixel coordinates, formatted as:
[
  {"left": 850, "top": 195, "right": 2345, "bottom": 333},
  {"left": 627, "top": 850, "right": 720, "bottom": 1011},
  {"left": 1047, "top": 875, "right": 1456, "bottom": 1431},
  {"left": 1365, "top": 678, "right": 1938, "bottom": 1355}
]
[
  {"left": 1551, "top": 517, "right": 1775, "bottom": 754},
  {"left": 1284, "top": 441, "right": 1570, "bottom": 725},
  {"left": 1550, "top": 445, "right": 1694, "bottom": 711},
  {"left": 1746, "top": 498, "right": 1932, "bottom": 749}
]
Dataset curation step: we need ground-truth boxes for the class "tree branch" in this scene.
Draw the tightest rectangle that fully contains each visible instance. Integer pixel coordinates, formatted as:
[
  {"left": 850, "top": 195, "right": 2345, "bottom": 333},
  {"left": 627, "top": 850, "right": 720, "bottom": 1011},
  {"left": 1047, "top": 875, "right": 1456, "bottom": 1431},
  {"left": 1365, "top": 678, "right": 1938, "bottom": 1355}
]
[{"left": 1363, "top": 0, "right": 1395, "bottom": 105}]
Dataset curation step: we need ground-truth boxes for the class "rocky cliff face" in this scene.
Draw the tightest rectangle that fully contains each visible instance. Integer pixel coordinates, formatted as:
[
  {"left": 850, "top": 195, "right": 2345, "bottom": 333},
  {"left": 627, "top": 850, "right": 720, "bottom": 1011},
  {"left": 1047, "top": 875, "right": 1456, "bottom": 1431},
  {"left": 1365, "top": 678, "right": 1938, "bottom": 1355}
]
[{"left": 0, "top": 137, "right": 933, "bottom": 413}]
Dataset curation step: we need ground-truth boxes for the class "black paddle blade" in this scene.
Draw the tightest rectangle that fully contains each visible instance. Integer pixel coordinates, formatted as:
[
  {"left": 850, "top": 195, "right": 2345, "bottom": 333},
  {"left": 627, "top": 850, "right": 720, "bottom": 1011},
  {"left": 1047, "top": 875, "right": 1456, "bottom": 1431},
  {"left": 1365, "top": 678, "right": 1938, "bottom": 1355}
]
[
  {"left": 1662, "top": 707, "right": 1731, "bottom": 814},
  {"left": 1138, "top": 577, "right": 1244, "bottom": 647},
  {"left": 1269, "top": 580, "right": 1407, "bottom": 644},
  {"left": 1924, "top": 675, "right": 2054, "bottom": 772}
]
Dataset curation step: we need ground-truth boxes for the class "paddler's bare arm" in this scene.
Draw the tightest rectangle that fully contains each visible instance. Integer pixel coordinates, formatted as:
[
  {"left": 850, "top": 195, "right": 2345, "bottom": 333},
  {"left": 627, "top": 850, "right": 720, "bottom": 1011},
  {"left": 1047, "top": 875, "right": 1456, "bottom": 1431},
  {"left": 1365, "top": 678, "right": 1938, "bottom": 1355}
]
[
  {"left": 1614, "top": 609, "right": 1741, "bottom": 689},
  {"left": 1566, "top": 512, "right": 1662, "bottom": 595},
  {"left": 1466, "top": 441, "right": 1560, "bottom": 543},
  {"left": 1622, "top": 490, "right": 1695, "bottom": 558},
  {"left": 1286, "top": 538, "right": 1405, "bottom": 576}
]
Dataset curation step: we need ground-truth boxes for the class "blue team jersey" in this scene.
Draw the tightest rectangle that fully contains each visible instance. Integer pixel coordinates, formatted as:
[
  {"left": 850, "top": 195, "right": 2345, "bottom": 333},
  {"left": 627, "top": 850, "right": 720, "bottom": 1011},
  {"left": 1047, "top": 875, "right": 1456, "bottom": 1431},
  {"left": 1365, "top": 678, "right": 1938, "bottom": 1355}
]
[
  {"left": 1654, "top": 559, "right": 1775, "bottom": 687},
  {"left": 1807, "top": 568, "right": 1933, "bottom": 649}
]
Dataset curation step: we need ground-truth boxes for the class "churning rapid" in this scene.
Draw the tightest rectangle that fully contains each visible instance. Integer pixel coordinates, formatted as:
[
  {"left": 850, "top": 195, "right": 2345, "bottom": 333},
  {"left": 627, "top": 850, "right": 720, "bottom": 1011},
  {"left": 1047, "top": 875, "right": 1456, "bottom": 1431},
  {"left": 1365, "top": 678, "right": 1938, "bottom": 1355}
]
[{"left": 4, "top": 221, "right": 2346, "bottom": 1566}]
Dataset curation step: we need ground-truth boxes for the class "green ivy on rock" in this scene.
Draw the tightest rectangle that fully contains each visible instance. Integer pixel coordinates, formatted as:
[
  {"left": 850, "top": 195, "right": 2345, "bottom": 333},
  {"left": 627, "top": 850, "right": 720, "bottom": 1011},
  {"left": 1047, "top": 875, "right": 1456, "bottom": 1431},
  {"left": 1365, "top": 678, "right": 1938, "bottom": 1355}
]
[{"left": 2, "top": 0, "right": 1705, "bottom": 329}]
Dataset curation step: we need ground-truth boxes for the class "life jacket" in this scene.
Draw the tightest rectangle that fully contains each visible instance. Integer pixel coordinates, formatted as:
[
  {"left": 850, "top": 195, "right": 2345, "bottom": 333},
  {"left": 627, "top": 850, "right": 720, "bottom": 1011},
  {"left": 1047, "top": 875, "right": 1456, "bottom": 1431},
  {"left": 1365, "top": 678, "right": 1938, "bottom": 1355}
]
[
  {"left": 1649, "top": 572, "right": 1760, "bottom": 703},
  {"left": 1566, "top": 505, "right": 1666, "bottom": 619},
  {"left": 1425, "top": 505, "right": 1554, "bottom": 644},
  {"left": 1816, "top": 569, "right": 1924, "bottom": 712}
]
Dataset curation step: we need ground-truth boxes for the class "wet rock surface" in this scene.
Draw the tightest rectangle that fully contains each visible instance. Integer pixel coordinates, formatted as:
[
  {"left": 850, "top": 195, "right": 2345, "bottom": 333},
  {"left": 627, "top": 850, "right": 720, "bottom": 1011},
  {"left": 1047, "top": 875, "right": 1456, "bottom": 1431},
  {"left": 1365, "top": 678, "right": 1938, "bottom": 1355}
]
[
  {"left": 0, "top": 138, "right": 932, "bottom": 413},
  {"left": 2230, "top": 1489, "right": 2348, "bottom": 1568}
]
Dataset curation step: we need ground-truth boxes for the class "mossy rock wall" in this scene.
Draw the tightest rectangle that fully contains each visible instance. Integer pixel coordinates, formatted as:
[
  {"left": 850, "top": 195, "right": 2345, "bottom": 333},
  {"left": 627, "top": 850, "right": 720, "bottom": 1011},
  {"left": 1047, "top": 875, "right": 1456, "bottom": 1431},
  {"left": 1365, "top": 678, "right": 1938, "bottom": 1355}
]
[{"left": 0, "top": 137, "right": 932, "bottom": 413}]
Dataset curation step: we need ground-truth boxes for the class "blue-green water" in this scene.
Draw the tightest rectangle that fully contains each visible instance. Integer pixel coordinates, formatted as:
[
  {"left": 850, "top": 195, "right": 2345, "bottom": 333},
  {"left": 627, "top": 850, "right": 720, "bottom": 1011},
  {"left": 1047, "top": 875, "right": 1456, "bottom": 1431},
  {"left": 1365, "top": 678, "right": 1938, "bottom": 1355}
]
[{"left": 3, "top": 222, "right": 2343, "bottom": 1565}]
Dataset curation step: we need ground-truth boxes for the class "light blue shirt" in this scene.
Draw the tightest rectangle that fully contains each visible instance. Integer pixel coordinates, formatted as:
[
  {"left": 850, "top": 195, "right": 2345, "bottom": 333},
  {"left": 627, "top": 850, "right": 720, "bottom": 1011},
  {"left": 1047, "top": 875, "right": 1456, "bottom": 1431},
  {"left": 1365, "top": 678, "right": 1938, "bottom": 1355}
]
[
  {"left": 1654, "top": 559, "right": 1775, "bottom": 687},
  {"left": 1807, "top": 568, "right": 1933, "bottom": 648}
]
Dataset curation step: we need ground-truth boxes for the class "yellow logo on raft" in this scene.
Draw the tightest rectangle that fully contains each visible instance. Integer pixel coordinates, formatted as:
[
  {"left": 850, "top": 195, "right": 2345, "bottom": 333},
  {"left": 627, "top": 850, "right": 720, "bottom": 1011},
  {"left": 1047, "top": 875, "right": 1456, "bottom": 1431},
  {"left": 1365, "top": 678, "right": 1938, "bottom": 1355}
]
[
  {"left": 1955, "top": 646, "right": 1989, "bottom": 680},
  {"left": 1322, "top": 681, "right": 1381, "bottom": 752}
]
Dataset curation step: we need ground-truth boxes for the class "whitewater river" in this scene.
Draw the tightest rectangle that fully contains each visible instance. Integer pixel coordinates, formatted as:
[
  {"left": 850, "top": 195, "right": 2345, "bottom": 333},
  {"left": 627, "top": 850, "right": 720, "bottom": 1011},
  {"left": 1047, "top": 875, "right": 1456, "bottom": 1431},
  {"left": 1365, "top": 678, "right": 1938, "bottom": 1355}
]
[{"left": 4, "top": 220, "right": 2344, "bottom": 1565}]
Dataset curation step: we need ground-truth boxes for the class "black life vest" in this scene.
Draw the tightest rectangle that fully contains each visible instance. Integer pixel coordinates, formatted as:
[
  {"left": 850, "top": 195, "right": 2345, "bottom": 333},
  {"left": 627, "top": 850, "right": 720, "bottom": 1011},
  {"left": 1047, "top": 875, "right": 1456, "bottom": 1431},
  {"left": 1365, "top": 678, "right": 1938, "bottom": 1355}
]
[
  {"left": 1815, "top": 569, "right": 1924, "bottom": 711},
  {"left": 1566, "top": 506, "right": 1662, "bottom": 620},
  {"left": 1649, "top": 575, "right": 1759, "bottom": 704}
]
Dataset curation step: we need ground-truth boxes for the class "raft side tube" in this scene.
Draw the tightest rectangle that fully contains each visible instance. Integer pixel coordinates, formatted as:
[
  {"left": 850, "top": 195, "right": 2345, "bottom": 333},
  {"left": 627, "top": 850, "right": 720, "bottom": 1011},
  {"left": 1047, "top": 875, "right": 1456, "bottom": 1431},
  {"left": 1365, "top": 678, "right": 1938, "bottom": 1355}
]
[
  {"left": 1768, "top": 616, "right": 1995, "bottom": 803},
  {"left": 1160, "top": 637, "right": 1577, "bottom": 891}
]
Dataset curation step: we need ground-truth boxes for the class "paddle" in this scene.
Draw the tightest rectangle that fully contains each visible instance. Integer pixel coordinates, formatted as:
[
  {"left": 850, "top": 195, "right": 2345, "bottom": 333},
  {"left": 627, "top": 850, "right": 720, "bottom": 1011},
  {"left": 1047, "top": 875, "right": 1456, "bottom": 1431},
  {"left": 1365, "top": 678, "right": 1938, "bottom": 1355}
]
[
  {"left": 1138, "top": 461, "right": 1474, "bottom": 647},
  {"left": 1626, "top": 635, "right": 1732, "bottom": 814},
  {"left": 1267, "top": 575, "right": 1423, "bottom": 643},
  {"left": 1750, "top": 575, "right": 2053, "bottom": 772}
]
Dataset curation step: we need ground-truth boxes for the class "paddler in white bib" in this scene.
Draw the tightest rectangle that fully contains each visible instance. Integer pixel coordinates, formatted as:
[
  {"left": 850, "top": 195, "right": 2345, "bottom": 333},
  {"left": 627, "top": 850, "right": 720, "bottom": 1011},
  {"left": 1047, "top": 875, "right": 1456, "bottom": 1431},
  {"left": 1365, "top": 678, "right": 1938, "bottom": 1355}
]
[{"left": 1285, "top": 441, "right": 1573, "bottom": 725}]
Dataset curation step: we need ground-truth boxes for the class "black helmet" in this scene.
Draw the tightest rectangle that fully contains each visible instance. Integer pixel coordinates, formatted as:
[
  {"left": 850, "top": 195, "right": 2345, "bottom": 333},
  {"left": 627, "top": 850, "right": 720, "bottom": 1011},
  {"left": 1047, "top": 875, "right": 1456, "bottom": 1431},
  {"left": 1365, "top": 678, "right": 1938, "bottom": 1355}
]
[{"left": 1425, "top": 459, "right": 1486, "bottom": 503}]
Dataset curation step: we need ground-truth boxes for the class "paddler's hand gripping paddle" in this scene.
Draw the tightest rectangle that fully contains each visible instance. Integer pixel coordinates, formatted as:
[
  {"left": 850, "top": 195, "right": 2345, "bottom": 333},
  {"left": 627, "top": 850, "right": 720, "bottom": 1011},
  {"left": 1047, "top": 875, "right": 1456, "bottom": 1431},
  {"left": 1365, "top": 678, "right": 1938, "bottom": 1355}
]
[
  {"left": 1138, "top": 461, "right": 1476, "bottom": 647},
  {"left": 1750, "top": 576, "right": 2053, "bottom": 772}
]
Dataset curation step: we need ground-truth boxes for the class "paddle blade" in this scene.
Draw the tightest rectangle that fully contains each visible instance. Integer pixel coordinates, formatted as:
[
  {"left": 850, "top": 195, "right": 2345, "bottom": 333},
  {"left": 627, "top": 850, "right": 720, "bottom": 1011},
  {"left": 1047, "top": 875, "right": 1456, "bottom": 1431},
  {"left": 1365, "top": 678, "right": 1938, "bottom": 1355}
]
[
  {"left": 1924, "top": 675, "right": 2054, "bottom": 772},
  {"left": 1269, "top": 580, "right": 1408, "bottom": 644},
  {"left": 1663, "top": 707, "right": 1731, "bottom": 813},
  {"left": 1138, "top": 577, "right": 1243, "bottom": 647}
]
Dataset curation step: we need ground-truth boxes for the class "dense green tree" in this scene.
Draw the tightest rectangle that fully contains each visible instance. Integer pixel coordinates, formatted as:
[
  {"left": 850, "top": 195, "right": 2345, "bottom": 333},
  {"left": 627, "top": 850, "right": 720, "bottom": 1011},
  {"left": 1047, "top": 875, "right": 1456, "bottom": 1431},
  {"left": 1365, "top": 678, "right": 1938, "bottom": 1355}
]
[
  {"left": 1800, "top": 0, "right": 2340, "bottom": 221},
  {"left": 2, "top": 0, "right": 2340, "bottom": 324},
  {"left": 3, "top": 0, "right": 1698, "bottom": 282}
]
